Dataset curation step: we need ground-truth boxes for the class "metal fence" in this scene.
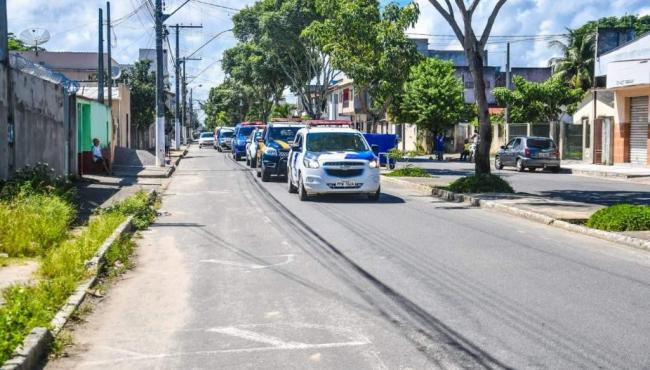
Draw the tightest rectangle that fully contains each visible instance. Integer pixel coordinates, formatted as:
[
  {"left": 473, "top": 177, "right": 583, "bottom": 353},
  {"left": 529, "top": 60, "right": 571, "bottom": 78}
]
[
  {"left": 508, "top": 123, "right": 528, "bottom": 141},
  {"left": 9, "top": 53, "right": 79, "bottom": 93},
  {"left": 531, "top": 123, "right": 550, "bottom": 137}
]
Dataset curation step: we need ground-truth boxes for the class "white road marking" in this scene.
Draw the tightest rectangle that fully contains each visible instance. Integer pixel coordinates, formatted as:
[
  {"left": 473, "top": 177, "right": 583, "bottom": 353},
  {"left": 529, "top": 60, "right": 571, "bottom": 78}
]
[
  {"left": 199, "top": 254, "right": 295, "bottom": 270},
  {"left": 263, "top": 216, "right": 272, "bottom": 224}
]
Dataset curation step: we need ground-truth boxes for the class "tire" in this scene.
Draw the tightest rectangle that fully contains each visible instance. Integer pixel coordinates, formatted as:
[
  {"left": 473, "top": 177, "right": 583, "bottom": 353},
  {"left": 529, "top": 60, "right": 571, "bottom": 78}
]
[
  {"left": 256, "top": 168, "right": 261, "bottom": 177},
  {"left": 528, "top": 167, "right": 537, "bottom": 172},
  {"left": 389, "top": 162, "right": 396, "bottom": 170},
  {"left": 246, "top": 156, "right": 250, "bottom": 166},
  {"left": 298, "top": 175, "right": 309, "bottom": 201},
  {"left": 287, "top": 172, "right": 297, "bottom": 193},
  {"left": 551, "top": 166, "right": 561, "bottom": 173},
  {"left": 368, "top": 187, "right": 380, "bottom": 201},
  {"left": 516, "top": 159, "right": 524, "bottom": 172},
  {"left": 495, "top": 156, "right": 503, "bottom": 170},
  {"left": 235, "top": 153, "right": 241, "bottom": 161},
  {"left": 199, "top": 144, "right": 202, "bottom": 149},
  {"left": 261, "top": 167, "right": 270, "bottom": 182},
  {"left": 251, "top": 156, "right": 257, "bottom": 168}
]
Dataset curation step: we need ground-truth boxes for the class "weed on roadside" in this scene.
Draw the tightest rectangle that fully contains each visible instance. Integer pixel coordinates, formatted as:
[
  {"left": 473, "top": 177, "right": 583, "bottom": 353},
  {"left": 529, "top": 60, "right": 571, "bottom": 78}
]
[{"left": 384, "top": 165, "right": 431, "bottom": 178}]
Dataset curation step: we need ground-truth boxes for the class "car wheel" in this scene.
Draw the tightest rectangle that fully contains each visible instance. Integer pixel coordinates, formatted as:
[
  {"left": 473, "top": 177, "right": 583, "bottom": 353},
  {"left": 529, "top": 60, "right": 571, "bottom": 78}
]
[
  {"left": 516, "top": 159, "right": 524, "bottom": 172},
  {"left": 251, "top": 157, "right": 257, "bottom": 168},
  {"left": 298, "top": 175, "right": 309, "bottom": 201},
  {"left": 528, "top": 167, "right": 537, "bottom": 172},
  {"left": 256, "top": 167, "right": 261, "bottom": 177},
  {"left": 389, "top": 162, "right": 395, "bottom": 170},
  {"left": 287, "top": 172, "right": 297, "bottom": 193},
  {"left": 551, "top": 166, "right": 561, "bottom": 173},
  {"left": 199, "top": 144, "right": 202, "bottom": 149},
  {"left": 261, "top": 167, "right": 270, "bottom": 182},
  {"left": 246, "top": 156, "right": 250, "bottom": 166},
  {"left": 368, "top": 187, "right": 381, "bottom": 201},
  {"left": 235, "top": 153, "right": 241, "bottom": 161},
  {"left": 495, "top": 156, "right": 503, "bottom": 170}
]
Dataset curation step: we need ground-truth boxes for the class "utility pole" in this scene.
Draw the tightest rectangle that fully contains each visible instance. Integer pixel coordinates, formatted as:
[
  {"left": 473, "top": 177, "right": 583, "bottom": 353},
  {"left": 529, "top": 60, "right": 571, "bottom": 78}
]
[
  {"left": 154, "top": 0, "right": 165, "bottom": 166},
  {"left": 182, "top": 60, "right": 187, "bottom": 144},
  {"left": 189, "top": 87, "right": 193, "bottom": 132},
  {"left": 106, "top": 1, "right": 112, "bottom": 108},
  {"left": 1, "top": 0, "right": 10, "bottom": 178},
  {"left": 505, "top": 42, "right": 511, "bottom": 125},
  {"left": 171, "top": 24, "right": 202, "bottom": 150},
  {"left": 98, "top": 8, "right": 104, "bottom": 104}
]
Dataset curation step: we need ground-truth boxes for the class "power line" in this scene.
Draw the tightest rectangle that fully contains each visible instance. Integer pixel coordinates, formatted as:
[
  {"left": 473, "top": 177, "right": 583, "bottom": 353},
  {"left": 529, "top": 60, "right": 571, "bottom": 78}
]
[
  {"left": 187, "top": 58, "right": 222, "bottom": 84},
  {"left": 190, "top": 0, "right": 240, "bottom": 12},
  {"left": 185, "top": 28, "right": 232, "bottom": 59}
]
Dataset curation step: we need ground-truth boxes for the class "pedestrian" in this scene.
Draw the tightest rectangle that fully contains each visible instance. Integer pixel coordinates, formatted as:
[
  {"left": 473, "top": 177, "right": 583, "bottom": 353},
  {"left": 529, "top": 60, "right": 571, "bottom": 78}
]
[
  {"left": 460, "top": 139, "right": 470, "bottom": 161},
  {"left": 92, "top": 138, "right": 112, "bottom": 175},
  {"left": 436, "top": 133, "right": 445, "bottom": 161}
]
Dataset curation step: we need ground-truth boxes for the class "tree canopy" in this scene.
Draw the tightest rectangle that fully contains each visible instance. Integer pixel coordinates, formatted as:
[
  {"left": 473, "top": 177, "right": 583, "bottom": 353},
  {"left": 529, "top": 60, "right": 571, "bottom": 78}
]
[
  {"left": 118, "top": 60, "right": 155, "bottom": 129},
  {"left": 8, "top": 33, "right": 29, "bottom": 51},
  {"left": 202, "top": 80, "right": 250, "bottom": 130},
  {"left": 304, "top": 0, "right": 421, "bottom": 126},
  {"left": 396, "top": 58, "right": 465, "bottom": 134},
  {"left": 493, "top": 76, "right": 583, "bottom": 124}
]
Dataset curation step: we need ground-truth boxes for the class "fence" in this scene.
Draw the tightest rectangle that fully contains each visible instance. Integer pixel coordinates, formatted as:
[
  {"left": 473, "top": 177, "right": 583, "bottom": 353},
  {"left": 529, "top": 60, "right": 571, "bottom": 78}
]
[{"left": 564, "top": 123, "right": 583, "bottom": 159}]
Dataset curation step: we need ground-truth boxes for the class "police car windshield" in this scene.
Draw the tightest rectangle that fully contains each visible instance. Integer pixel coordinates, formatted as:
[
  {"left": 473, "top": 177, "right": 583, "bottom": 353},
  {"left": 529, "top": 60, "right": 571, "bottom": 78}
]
[
  {"left": 220, "top": 131, "right": 234, "bottom": 138},
  {"left": 237, "top": 127, "right": 255, "bottom": 137},
  {"left": 269, "top": 127, "right": 301, "bottom": 143},
  {"left": 200, "top": 132, "right": 213, "bottom": 138},
  {"left": 306, "top": 132, "right": 368, "bottom": 152}
]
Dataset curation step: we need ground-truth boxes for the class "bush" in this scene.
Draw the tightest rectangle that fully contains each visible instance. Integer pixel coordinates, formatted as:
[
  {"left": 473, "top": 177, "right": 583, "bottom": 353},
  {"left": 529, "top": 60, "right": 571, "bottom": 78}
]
[
  {"left": 447, "top": 174, "right": 514, "bottom": 194},
  {"left": 0, "top": 163, "right": 75, "bottom": 202},
  {"left": 100, "top": 191, "right": 156, "bottom": 230},
  {"left": 0, "top": 195, "right": 76, "bottom": 257},
  {"left": 384, "top": 166, "right": 430, "bottom": 177},
  {"left": 586, "top": 204, "right": 650, "bottom": 231}
]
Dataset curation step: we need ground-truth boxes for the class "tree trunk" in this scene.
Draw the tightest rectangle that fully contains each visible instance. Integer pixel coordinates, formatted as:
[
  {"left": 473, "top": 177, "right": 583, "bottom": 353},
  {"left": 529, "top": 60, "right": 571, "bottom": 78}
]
[{"left": 466, "top": 45, "right": 492, "bottom": 175}]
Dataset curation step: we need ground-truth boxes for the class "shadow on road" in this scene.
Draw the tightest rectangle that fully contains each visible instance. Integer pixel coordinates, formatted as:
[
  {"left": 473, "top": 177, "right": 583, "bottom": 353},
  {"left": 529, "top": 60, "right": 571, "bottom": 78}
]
[{"left": 538, "top": 190, "right": 650, "bottom": 206}]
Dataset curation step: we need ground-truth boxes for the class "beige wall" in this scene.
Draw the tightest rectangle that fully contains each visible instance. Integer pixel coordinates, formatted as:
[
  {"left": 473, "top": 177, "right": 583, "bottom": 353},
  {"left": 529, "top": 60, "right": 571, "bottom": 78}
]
[
  {"left": 612, "top": 87, "right": 650, "bottom": 164},
  {"left": 573, "top": 97, "right": 616, "bottom": 163}
]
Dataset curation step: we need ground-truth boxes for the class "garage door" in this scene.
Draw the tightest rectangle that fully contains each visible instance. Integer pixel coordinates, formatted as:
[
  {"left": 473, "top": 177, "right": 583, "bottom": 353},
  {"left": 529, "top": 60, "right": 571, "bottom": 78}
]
[{"left": 630, "top": 96, "right": 649, "bottom": 165}]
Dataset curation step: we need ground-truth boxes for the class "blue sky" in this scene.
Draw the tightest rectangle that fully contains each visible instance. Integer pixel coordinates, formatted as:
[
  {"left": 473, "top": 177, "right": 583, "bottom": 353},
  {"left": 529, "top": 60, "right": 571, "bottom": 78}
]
[{"left": 7, "top": 0, "right": 650, "bottom": 107}]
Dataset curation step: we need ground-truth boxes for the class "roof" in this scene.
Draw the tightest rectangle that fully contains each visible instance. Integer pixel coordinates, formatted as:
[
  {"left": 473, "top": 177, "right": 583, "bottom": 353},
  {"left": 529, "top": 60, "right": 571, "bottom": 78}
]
[
  {"left": 77, "top": 85, "right": 122, "bottom": 100},
  {"left": 489, "top": 107, "right": 505, "bottom": 114},
  {"left": 16, "top": 51, "right": 120, "bottom": 71}
]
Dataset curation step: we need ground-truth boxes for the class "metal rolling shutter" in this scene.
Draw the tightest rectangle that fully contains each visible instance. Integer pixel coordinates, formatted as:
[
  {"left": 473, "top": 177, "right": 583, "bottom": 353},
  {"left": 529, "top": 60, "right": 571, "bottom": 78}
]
[{"left": 630, "top": 97, "right": 649, "bottom": 165}]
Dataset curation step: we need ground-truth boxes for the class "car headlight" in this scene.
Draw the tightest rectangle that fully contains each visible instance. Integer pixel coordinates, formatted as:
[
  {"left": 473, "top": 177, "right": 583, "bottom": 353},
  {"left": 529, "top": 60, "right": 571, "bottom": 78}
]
[
  {"left": 303, "top": 158, "right": 320, "bottom": 168},
  {"left": 265, "top": 147, "right": 278, "bottom": 156},
  {"left": 369, "top": 158, "right": 379, "bottom": 168}
]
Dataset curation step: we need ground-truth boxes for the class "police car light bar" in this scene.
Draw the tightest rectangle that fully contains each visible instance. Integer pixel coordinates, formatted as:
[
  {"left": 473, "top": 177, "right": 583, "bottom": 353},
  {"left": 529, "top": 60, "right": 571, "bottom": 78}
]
[
  {"left": 240, "top": 121, "right": 265, "bottom": 126},
  {"left": 305, "top": 120, "right": 353, "bottom": 128}
]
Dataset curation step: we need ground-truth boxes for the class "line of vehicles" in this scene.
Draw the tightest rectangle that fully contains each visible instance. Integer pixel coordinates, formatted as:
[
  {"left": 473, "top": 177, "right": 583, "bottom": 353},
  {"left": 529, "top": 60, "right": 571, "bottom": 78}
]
[{"left": 209, "top": 120, "right": 388, "bottom": 201}]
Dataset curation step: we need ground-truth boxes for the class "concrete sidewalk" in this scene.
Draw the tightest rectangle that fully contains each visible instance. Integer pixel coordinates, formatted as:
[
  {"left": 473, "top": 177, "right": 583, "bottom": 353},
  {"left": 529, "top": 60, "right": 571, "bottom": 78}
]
[{"left": 561, "top": 161, "right": 650, "bottom": 179}]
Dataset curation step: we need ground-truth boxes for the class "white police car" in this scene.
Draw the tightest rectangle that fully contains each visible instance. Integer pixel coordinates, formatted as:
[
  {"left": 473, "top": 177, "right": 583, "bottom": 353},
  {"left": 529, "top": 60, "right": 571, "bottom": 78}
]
[{"left": 287, "top": 127, "right": 381, "bottom": 201}]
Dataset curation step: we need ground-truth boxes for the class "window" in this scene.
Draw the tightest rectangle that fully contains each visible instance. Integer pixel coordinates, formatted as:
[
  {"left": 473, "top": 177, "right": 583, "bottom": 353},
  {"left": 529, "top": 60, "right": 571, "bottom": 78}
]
[
  {"left": 582, "top": 117, "right": 590, "bottom": 149},
  {"left": 513, "top": 138, "right": 522, "bottom": 149},
  {"left": 484, "top": 80, "right": 491, "bottom": 88},
  {"left": 342, "top": 89, "right": 350, "bottom": 108},
  {"left": 464, "top": 80, "right": 474, "bottom": 89},
  {"left": 505, "top": 139, "right": 516, "bottom": 149}
]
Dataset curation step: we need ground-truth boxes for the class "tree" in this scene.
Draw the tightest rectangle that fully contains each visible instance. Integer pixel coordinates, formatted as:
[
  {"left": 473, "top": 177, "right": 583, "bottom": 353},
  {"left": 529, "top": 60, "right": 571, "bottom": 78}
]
[
  {"left": 493, "top": 75, "right": 583, "bottom": 124},
  {"left": 118, "top": 60, "right": 155, "bottom": 148},
  {"left": 304, "top": 0, "right": 421, "bottom": 131},
  {"left": 202, "top": 80, "right": 250, "bottom": 129},
  {"left": 222, "top": 42, "right": 285, "bottom": 122},
  {"left": 549, "top": 15, "right": 650, "bottom": 90},
  {"left": 271, "top": 102, "right": 294, "bottom": 118},
  {"left": 397, "top": 59, "right": 464, "bottom": 144},
  {"left": 427, "top": 0, "right": 507, "bottom": 175},
  {"left": 233, "top": 0, "right": 338, "bottom": 119},
  {"left": 8, "top": 33, "right": 28, "bottom": 51}
]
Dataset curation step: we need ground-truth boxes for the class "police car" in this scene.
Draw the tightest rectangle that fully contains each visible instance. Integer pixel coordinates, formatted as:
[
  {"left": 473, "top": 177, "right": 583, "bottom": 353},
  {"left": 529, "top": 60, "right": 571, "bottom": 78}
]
[
  {"left": 231, "top": 122, "right": 264, "bottom": 161},
  {"left": 287, "top": 126, "right": 381, "bottom": 201},
  {"left": 256, "top": 122, "right": 306, "bottom": 181}
]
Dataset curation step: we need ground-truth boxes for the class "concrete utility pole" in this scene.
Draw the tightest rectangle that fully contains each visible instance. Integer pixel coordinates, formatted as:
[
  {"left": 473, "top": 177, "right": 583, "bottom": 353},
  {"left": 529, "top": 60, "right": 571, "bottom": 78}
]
[
  {"left": 182, "top": 61, "right": 187, "bottom": 144},
  {"left": 1, "top": 0, "right": 10, "bottom": 178},
  {"left": 189, "top": 87, "right": 193, "bottom": 132},
  {"left": 106, "top": 1, "right": 112, "bottom": 108},
  {"left": 171, "top": 24, "right": 202, "bottom": 150},
  {"left": 98, "top": 8, "right": 104, "bottom": 103},
  {"left": 505, "top": 42, "right": 511, "bottom": 125},
  {"left": 154, "top": 0, "right": 165, "bottom": 166}
]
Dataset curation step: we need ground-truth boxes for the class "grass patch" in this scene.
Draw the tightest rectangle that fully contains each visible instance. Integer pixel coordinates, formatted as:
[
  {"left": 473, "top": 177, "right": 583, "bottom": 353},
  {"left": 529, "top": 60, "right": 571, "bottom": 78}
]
[
  {"left": 446, "top": 174, "right": 514, "bottom": 194},
  {"left": 384, "top": 166, "right": 431, "bottom": 178},
  {"left": 586, "top": 204, "right": 650, "bottom": 231},
  {"left": 0, "top": 191, "right": 156, "bottom": 364}
]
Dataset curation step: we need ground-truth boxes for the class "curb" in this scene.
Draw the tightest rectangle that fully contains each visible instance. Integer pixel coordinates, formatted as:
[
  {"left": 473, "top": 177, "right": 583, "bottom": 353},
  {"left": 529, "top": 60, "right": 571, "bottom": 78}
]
[
  {"left": 380, "top": 176, "right": 435, "bottom": 195},
  {"left": 1, "top": 190, "right": 158, "bottom": 370},
  {"left": 431, "top": 188, "right": 650, "bottom": 252},
  {"left": 567, "top": 168, "right": 650, "bottom": 179}
]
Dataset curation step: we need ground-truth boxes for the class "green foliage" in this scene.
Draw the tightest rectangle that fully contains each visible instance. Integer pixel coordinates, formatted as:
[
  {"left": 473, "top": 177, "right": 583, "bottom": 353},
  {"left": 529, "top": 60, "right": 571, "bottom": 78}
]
[
  {"left": 586, "top": 204, "right": 650, "bottom": 231},
  {"left": 8, "top": 33, "right": 29, "bottom": 51},
  {"left": 550, "top": 15, "right": 650, "bottom": 90},
  {"left": 202, "top": 79, "right": 249, "bottom": 128},
  {"left": 118, "top": 60, "right": 155, "bottom": 129},
  {"left": 447, "top": 174, "right": 514, "bottom": 194},
  {"left": 0, "top": 192, "right": 156, "bottom": 363},
  {"left": 0, "top": 163, "right": 75, "bottom": 202},
  {"left": 0, "top": 195, "right": 75, "bottom": 257},
  {"left": 271, "top": 103, "right": 295, "bottom": 119},
  {"left": 384, "top": 165, "right": 430, "bottom": 177},
  {"left": 493, "top": 76, "right": 583, "bottom": 123},
  {"left": 304, "top": 0, "right": 421, "bottom": 123},
  {"left": 396, "top": 58, "right": 464, "bottom": 133}
]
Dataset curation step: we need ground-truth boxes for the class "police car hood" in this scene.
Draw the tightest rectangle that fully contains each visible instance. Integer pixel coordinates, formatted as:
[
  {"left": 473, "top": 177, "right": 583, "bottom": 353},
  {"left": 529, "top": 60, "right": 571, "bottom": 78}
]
[{"left": 305, "top": 151, "right": 375, "bottom": 163}]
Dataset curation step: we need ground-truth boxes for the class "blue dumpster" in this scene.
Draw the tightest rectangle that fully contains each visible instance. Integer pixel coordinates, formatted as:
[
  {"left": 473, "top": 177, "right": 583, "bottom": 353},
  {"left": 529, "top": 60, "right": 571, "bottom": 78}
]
[{"left": 363, "top": 133, "right": 398, "bottom": 168}]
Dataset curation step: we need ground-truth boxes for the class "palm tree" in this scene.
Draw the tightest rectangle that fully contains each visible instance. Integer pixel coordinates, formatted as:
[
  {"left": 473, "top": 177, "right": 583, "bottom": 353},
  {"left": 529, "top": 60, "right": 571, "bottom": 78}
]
[{"left": 549, "top": 29, "right": 595, "bottom": 90}]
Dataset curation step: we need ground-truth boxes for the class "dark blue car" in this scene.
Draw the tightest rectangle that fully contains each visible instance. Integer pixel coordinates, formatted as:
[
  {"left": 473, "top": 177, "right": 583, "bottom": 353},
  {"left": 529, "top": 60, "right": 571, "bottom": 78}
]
[{"left": 232, "top": 122, "right": 264, "bottom": 161}]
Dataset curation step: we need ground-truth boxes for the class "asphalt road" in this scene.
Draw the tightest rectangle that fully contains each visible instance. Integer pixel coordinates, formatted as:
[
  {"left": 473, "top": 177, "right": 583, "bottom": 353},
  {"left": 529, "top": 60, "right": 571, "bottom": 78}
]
[
  {"left": 396, "top": 159, "right": 650, "bottom": 206},
  {"left": 48, "top": 146, "right": 650, "bottom": 370}
]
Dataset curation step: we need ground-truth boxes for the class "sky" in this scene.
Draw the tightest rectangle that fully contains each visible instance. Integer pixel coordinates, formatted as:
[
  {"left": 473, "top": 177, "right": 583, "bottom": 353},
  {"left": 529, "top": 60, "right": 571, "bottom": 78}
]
[{"left": 7, "top": 0, "right": 650, "bottom": 119}]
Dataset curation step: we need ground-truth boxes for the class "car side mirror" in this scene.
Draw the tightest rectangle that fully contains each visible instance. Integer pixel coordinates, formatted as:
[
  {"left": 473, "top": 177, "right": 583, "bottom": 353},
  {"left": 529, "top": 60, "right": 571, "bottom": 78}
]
[
  {"left": 291, "top": 144, "right": 301, "bottom": 152},
  {"left": 371, "top": 144, "right": 380, "bottom": 156},
  {"left": 500, "top": 145, "right": 506, "bottom": 150}
]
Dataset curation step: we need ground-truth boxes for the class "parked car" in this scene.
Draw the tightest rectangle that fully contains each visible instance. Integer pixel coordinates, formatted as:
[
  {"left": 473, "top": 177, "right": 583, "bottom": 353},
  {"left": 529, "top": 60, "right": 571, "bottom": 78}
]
[
  {"left": 232, "top": 122, "right": 264, "bottom": 161},
  {"left": 215, "top": 127, "right": 234, "bottom": 151},
  {"left": 197, "top": 132, "right": 215, "bottom": 148},
  {"left": 246, "top": 128, "right": 264, "bottom": 168},
  {"left": 256, "top": 122, "right": 306, "bottom": 181},
  {"left": 495, "top": 136, "right": 561, "bottom": 172},
  {"left": 287, "top": 127, "right": 381, "bottom": 201}
]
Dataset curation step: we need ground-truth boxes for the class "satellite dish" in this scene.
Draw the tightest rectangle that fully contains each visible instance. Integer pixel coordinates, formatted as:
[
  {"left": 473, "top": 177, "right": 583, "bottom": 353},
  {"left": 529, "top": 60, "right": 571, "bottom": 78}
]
[
  {"left": 19, "top": 28, "right": 50, "bottom": 54},
  {"left": 111, "top": 65, "right": 122, "bottom": 80}
]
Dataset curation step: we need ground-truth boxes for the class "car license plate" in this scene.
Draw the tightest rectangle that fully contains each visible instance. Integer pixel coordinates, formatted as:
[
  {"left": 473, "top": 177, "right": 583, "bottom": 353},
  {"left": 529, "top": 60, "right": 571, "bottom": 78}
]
[
  {"left": 336, "top": 180, "right": 356, "bottom": 187},
  {"left": 538, "top": 152, "right": 550, "bottom": 158}
]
